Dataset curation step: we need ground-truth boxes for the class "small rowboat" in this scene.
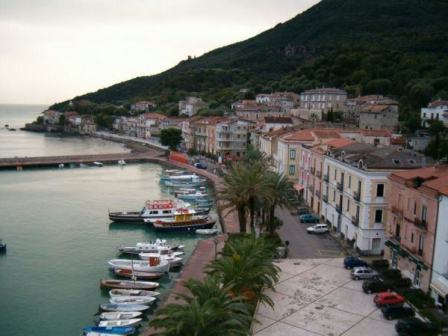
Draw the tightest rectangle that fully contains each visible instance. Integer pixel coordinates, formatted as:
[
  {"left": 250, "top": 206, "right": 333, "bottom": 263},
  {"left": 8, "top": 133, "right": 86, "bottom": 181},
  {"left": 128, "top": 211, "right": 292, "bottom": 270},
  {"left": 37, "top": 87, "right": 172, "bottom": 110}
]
[
  {"left": 100, "top": 303, "right": 149, "bottom": 312},
  {"left": 98, "top": 318, "right": 142, "bottom": 327},
  {"left": 99, "top": 312, "right": 142, "bottom": 320},
  {"left": 83, "top": 326, "right": 135, "bottom": 335},
  {"left": 109, "top": 289, "right": 160, "bottom": 298},
  {"left": 114, "top": 269, "right": 165, "bottom": 280},
  {"left": 110, "top": 296, "right": 157, "bottom": 305},
  {"left": 100, "top": 279, "right": 159, "bottom": 290},
  {"left": 107, "top": 258, "right": 170, "bottom": 273}
]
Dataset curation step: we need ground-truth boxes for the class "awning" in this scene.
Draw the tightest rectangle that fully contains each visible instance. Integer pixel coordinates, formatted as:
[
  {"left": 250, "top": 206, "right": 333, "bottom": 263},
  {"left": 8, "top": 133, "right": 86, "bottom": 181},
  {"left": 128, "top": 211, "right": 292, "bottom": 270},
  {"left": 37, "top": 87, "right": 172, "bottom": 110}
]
[{"left": 294, "top": 183, "right": 304, "bottom": 192}]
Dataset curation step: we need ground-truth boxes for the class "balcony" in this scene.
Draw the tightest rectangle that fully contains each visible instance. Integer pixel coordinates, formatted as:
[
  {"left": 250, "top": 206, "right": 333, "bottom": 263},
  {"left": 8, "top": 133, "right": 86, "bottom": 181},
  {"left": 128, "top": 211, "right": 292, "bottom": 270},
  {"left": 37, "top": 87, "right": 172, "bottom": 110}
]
[
  {"left": 322, "top": 194, "right": 328, "bottom": 203},
  {"left": 351, "top": 216, "right": 359, "bottom": 226},
  {"left": 310, "top": 167, "right": 315, "bottom": 175},
  {"left": 336, "top": 204, "right": 342, "bottom": 213},
  {"left": 353, "top": 191, "right": 361, "bottom": 202},
  {"left": 323, "top": 174, "right": 329, "bottom": 182},
  {"left": 316, "top": 170, "right": 322, "bottom": 178},
  {"left": 414, "top": 218, "right": 428, "bottom": 231},
  {"left": 337, "top": 182, "right": 343, "bottom": 192}
]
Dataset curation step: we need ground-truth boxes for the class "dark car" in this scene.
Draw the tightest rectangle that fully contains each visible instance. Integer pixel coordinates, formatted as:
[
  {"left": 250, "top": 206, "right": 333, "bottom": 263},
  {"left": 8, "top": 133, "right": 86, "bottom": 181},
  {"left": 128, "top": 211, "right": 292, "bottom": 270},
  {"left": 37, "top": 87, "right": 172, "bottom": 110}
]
[
  {"left": 194, "top": 162, "right": 208, "bottom": 169},
  {"left": 299, "top": 214, "right": 319, "bottom": 223},
  {"left": 395, "top": 317, "right": 439, "bottom": 336},
  {"left": 382, "top": 306, "right": 415, "bottom": 320},
  {"left": 343, "top": 256, "right": 368, "bottom": 269},
  {"left": 291, "top": 206, "right": 310, "bottom": 216},
  {"left": 362, "top": 279, "right": 393, "bottom": 294}
]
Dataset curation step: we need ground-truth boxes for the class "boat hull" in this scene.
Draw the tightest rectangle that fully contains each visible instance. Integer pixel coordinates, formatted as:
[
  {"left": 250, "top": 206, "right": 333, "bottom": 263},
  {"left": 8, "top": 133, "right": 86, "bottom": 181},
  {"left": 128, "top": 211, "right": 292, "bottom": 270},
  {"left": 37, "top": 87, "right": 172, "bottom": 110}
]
[
  {"left": 153, "top": 219, "right": 216, "bottom": 232},
  {"left": 99, "top": 312, "right": 142, "bottom": 320},
  {"left": 109, "top": 208, "right": 210, "bottom": 223},
  {"left": 100, "top": 279, "right": 159, "bottom": 290},
  {"left": 100, "top": 303, "right": 150, "bottom": 312},
  {"left": 114, "top": 269, "right": 165, "bottom": 280}
]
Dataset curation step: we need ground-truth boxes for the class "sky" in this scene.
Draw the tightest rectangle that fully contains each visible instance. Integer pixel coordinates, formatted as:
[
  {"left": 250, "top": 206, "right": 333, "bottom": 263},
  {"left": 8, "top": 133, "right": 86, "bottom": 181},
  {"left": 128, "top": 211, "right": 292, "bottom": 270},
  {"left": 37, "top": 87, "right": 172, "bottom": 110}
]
[{"left": 0, "top": 0, "right": 319, "bottom": 105}]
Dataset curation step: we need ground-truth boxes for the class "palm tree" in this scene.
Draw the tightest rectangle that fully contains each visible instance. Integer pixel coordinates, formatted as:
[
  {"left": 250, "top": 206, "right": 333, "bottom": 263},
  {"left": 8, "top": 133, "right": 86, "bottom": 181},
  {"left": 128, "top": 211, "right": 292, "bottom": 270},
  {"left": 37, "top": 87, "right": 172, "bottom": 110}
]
[
  {"left": 207, "top": 235, "right": 280, "bottom": 307},
  {"left": 150, "top": 277, "right": 252, "bottom": 336}
]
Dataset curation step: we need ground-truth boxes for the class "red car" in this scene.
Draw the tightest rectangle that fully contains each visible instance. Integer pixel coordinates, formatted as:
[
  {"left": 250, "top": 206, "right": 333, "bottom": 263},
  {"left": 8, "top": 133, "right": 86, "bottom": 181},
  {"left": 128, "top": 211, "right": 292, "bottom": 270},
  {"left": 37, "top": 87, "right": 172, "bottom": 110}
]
[{"left": 374, "top": 292, "right": 405, "bottom": 307}]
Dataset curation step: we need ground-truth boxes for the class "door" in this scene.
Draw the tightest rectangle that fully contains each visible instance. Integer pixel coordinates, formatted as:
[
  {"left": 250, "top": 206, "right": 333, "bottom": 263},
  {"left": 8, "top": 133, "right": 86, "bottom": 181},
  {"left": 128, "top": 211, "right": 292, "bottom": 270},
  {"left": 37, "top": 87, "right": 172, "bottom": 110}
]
[{"left": 372, "top": 238, "right": 381, "bottom": 255}]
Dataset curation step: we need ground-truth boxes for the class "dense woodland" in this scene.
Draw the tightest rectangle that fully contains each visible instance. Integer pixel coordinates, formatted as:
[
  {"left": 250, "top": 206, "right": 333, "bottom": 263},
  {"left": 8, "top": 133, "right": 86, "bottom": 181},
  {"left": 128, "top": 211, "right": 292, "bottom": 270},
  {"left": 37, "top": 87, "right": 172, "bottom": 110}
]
[{"left": 50, "top": 0, "right": 448, "bottom": 133}]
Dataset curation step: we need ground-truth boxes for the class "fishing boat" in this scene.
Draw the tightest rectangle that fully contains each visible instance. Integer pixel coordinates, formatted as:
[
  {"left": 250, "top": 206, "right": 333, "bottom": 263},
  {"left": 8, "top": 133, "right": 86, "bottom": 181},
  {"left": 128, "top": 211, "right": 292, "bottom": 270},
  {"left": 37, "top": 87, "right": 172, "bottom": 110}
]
[
  {"left": 113, "top": 269, "right": 165, "bottom": 280},
  {"left": 83, "top": 326, "right": 135, "bottom": 335},
  {"left": 152, "top": 211, "right": 216, "bottom": 232},
  {"left": 100, "top": 303, "right": 150, "bottom": 312},
  {"left": 118, "top": 239, "right": 185, "bottom": 255},
  {"left": 108, "top": 257, "right": 170, "bottom": 273},
  {"left": 100, "top": 279, "right": 159, "bottom": 290},
  {"left": 195, "top": 228, "right": 220, "bottom": 235},
  {"left": 109, "top": 296, "right": 157, "bottom": 305},
  {"left": 138, "top": 252, "right": 183, "bottom": 267},
  {"left": 0, "top": 239, "right": 6, "bottom": 253},
  {"left": 98, "top": 319, "right": 142, "bottom": 328},
  {"left": 109, "top": 289, "right": 160, "bottom": 298},
  {"left": 109, "top": 199, "right": 210, "bottom": 223},
  {"left": 99, "top": 312, "right": 142, "bottom": 320}
]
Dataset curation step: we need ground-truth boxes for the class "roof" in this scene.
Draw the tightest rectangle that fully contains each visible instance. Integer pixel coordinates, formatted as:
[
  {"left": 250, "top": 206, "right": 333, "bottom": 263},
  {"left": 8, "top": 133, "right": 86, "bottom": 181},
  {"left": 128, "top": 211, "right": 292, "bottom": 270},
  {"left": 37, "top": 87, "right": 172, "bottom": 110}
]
[
  {"left": 428, "top": 100, "right": 448, "bottom": 108},
  {"left": 281, "top": 128, "right": 342, "bottom": 142},
  {"left": 360, "top": 104, "right": 396, "bottom": 113},
  {"left": 139, "top": 112, "right": 167, "bottom": 120},
  {"left": 360, "top": 129, "right": 392, "bottom": 137},
  {"left": 301, "top": 88, "right": 347, "bottom": 95},
  {"left": 193, "top": 116, "right": 228, "bottom": 125},
  {"left": 264, "top": 116, "right": 293, "bottom": 124},
  {"left": 390, "top": 166, "right": 448, "bottom": 195},
  {"left": 326, "top": 138, "right": 356, "bottom": 148}
]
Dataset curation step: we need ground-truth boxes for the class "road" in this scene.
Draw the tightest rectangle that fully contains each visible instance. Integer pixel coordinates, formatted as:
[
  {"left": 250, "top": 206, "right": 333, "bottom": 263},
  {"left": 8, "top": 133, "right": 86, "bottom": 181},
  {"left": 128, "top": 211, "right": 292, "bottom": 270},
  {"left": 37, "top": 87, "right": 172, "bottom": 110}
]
[{"left": 276, "top": 207, "right": 345, "bottom": 258}]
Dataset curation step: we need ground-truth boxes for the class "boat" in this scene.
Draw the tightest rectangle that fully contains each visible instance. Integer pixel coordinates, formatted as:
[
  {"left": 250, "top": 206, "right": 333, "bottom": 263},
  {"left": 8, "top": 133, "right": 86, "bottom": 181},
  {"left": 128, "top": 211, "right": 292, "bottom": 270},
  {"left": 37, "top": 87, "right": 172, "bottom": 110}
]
[
  {"left": 152, "top": 212, "right": 217, "bottom": 232},
  {"left": 176, "top": 191, "right": 209, "bottom": 201},
  {"left": 109, "top": 296, "right": 157, "bottom": 305},
  {"left": 109, "top": 289, "right": 160, "bottom": 298},
  {"left": 118, "top": 239, "right": 185, "bottom": 255},
  {"left": 93, "top": 161, "right": 104, "bottom": 167},
  {"left": 80, "top": 163, "right": 88, "bottom": 168},
  {"left": 138, "top": 252, "right": 183, "bottom": 267},
  {"left": 196, "top": 228, "right": 220, "bottom": 235},
  {"left": 100, "top": 279, "right": 159, "bottom": 290},
  {"left": 173, "top": 186, "right": 206, "bottom": 196},
  {"left": 82, "top": 326, "right": 135, "bottom": 335},
  {"left": 160, "top": 173, "right": 199, "bottom": 182},
  {"left": 142, "top": 208, "right": 199, "bottom": 225},
  {"left": 163, "top": 178, "right": 207, "bottom": 188},
  {"left": 0, "top": 239, "right": 6, "bottom": 252},
  {"left": 108, "top": 199, "right": 210, "bottom": 223},
  {"left": 108, "top": 257, "right": 170, "bottom": 273},
  {"left": 162, "top": 169, "right": 186, "bottom": 175},
  {"left": 99, "top": 312, "right": 142, "bottom": 320},
  {"left": 99, "top": 303, "right": 150, "bottom": 312},
  {"left": 85, "top": 332, "right": 126, "bottom": 336},
  {"left": 114, "top": 269, "right": 165, "bottom": 280},
  {"left": 118, "top": 159, "right": 126, "bottom": 165},
  {"left": 58, "top": 163, "right": 64, "bottom": 168},
  {"left": 8, "top": 128, "right": 16, "bottom": 131},
  {"left": 98, "top": 319, "right": 142, "bottom": 327}
]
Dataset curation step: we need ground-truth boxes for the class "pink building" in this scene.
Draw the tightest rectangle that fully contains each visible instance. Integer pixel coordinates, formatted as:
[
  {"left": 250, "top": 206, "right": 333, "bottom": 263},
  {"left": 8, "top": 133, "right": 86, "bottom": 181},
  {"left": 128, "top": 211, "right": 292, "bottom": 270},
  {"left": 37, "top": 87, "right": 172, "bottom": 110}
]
[{"left": 385, "top": 166, "right": 448, "bottom": 292}]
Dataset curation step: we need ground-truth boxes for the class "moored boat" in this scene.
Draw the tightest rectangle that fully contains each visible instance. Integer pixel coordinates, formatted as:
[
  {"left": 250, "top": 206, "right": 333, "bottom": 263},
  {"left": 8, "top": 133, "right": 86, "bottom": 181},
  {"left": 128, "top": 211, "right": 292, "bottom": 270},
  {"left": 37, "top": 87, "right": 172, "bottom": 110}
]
[
  {"left": 100, "top": 279, "right": 159, "bottom": 290},
  {"left": 113, "top": 269, "right": 165, "bottom": 280},
  {"left": 118, "top": 240, "right": 185, "bottom": 255},
  {"left": 176, "top": 191, "right": 209, "bottom": 201},
  {"left": 195, "top": 228, "right": 220, "bottom": 235},
  {"left": 107, "top": 257, "right": 170, "bottom": 273},
  {"left": 99, "top": 312, "right": 142, "bottom": 320},
  {"left": 152, "top": 212, "right": 216, "bottom": 232},
  {"left": 138, "top": 252, "right": 183, "bottom": 267},
  {"left": 0, "top": 239, "right": 6, "bottom": 253},
  {"left": 109, "top": 296, "right": 157, "bottom": 305},
  {"left": 83, "top": 325, "right": 135, "bottom": 335},
  {"left": 98, "top": 318, "right": 142, "bottom": 327},
  {"left": 100, "top": 303, "right": 150, "bottom": 312},
  {"left": 109, "top": 289, "right": 160, "bottom": 298}
]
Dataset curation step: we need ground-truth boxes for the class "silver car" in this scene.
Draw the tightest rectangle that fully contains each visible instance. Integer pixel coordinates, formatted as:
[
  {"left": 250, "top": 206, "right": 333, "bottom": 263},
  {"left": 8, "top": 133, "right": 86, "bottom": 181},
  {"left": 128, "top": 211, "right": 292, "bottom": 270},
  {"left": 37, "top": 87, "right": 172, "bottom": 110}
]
[{"left": 351, "top": 267, "right": 378, "bottom": 280}]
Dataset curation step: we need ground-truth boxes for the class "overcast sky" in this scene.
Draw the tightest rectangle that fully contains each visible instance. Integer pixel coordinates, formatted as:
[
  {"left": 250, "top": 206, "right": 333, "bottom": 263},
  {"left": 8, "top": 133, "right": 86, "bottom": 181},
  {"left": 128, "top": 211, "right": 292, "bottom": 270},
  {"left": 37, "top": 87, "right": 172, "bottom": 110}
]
[{"left": 0, "top": 0, "right": 319, "bottom": 105}]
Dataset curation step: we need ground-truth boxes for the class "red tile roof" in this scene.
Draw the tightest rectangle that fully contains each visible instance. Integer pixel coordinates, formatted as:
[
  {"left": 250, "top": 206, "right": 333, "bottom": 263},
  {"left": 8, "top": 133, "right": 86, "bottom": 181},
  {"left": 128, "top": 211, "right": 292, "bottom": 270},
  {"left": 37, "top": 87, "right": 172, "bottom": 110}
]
[
  {"left": 326, "top": 138, "right": 356, "bottom": 148},
  {"left": 391, "top": 166, "right": 448, "bottom": 195}
]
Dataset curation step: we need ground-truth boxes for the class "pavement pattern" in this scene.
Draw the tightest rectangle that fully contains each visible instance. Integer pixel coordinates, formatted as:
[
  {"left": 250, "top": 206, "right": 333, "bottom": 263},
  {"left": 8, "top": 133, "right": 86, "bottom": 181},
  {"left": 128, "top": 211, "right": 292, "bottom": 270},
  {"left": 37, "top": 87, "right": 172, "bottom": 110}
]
[{"left": 252, "top": 258, "right": 397, "bottom": 336}]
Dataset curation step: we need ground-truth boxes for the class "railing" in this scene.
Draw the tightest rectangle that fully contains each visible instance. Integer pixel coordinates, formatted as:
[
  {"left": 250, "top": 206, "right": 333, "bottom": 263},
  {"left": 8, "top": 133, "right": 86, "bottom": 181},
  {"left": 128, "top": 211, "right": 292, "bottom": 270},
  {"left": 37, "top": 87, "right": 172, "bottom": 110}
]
[
  {"left": 337, "top": 182, "right": 343, "bottom": 192},
  {"left": 353, "top": 191, "right": 361, "bottom": 202},
  {"left": 336, "top": 204, "right": 342, "bottom": 213},
  {"left": 323, "top": 174, "right": 329, "bottom": 182},
  {"left": 316, "top": 170, "right": 322, "bottom": 178},
  {"left": 322, "top": 194, "right": 328, "bottom": 203},
  {"left": 351, "top": 216, "right": 359, "bottom": 226}
]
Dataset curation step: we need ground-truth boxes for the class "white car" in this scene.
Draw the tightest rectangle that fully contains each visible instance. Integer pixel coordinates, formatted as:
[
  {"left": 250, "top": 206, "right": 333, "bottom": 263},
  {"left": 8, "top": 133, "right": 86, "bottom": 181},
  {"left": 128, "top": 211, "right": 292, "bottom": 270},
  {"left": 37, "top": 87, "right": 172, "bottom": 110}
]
[{"left": 306, "top": 223, "right": 328, "bottom": 234}]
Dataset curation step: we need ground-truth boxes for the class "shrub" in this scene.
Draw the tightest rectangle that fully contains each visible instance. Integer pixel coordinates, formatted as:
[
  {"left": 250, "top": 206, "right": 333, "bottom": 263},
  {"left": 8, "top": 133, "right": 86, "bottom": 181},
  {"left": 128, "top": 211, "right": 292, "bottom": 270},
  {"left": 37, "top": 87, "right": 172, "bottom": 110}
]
[
  {"left": 381, "top": 269, "right": 402, "bottom": 280},
  {"left": 401, "top": 288, "right": 435, "bottom": 309},
  {"left": 371, "top": 259, "right": 389, "bottom": 270}
]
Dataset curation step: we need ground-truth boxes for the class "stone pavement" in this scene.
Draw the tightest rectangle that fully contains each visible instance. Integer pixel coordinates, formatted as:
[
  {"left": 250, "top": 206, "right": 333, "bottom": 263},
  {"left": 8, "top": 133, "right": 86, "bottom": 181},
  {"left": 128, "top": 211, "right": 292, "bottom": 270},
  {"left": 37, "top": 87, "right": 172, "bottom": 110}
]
[{"left": 252, "top": 258, "right": 397, "bottom": 336}]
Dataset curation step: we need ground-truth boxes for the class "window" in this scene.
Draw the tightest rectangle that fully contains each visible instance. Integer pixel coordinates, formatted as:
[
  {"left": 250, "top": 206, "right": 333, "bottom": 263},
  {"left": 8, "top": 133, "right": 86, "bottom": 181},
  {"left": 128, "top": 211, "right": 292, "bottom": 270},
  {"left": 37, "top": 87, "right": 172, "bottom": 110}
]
[
  {"left": 422, "top": 206, "right": 427, "bottom": 222},
  {"left": 289, "top": 149, "right": 296, "bottom": 159},
  {"left": 348, "top": 176, "right": 352, "bottom": 188},
  {"left": 288, "top": 165, "right": 296, "bottom": 175},
  {"left": 411, "top": 233, "right": 414, "bottom": 243},
  {"left": 347, "top": 199, "right": 350, "bottom": 212},
  {"left": 375, "top": 210, "right": 383, "bottom": 223},
  {"left": 376, "top": 184, "right": 384, "bottom": 197},
  {"left": 334, "top": 168, "right": 337, "bottom": 180},
  {"left": 413, "top": 202, "right": 417, "bottom": 215},
  {"left": 333, "top": 189, "right": 336, "bottom": 202}
]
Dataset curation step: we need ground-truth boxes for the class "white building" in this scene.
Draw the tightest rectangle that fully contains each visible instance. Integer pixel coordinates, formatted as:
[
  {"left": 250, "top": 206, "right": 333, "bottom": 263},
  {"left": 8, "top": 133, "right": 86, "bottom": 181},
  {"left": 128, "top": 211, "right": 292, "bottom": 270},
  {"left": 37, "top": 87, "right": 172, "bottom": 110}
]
[
  {"left": 179, "top": 97, "right": 207, "bottom": 117},
  {"left": 421, "top": 100, "right": 448, "bottom": 127},
  {"left": 300, "top": 88, "right": 347, "bottom": 113}
]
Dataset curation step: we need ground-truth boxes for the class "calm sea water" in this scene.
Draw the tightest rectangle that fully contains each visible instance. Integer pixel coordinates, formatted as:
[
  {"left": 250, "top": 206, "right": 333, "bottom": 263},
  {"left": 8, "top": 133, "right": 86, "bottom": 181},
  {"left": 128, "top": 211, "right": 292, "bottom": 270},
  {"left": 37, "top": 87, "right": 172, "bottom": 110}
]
[
  {"left": 0, "top": 104, "right": 128, "bottom": 158},
  {"left": 0, "top": 106, "right": 209, "bottom": 335}
]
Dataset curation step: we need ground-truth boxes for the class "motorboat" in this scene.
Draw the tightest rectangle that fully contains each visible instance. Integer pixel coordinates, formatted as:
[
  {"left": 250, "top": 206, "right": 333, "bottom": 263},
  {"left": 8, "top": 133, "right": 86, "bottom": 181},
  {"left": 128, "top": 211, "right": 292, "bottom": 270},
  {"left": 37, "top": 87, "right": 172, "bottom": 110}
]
[
  {"left": 109, "top": 296, "right": 157, "bottom": 306},
  {"left": 109, "top": 289, "right": 160, "bottom": 298},
  {"left": 195, "top": 228, "right": 220, "bottom": 235},
  {"left": 100, "top": 279, "right": 159, "bottom": 290},
  {"left": 163, "top": 178, "right": 207, "bottom": 188},
  {"left": 107, "top": 258, "right": 170, "bottom": 273},
  {"left": 162, "top": 169, "right": 186, "bottom": 175},
  {"left": 108, "top": 199, "right": 210, "bottom": 223},
  {"left": 0, "top": 239, "right": 6, "bottom": 253},
  {"left": 85, "top": 332, "right": 129, "bottom": 336},
  {"left": 177, "top": 191, "right": 209, "bottom": 201},
  {"left": 138, "top": 252, "right": 183, "bottom": 267},
  {"left": 160, "top": 173, "right": 199, "bottom": 182},
  {"left": 100, "top": 303, "right": 150, "bottom": 312},
  {"left": 58, "top": 163, "right": 64, "bottom": 168},
  {"left": 118, "top": 159, "right": 126, "bottom": 165},
  {"left": 99, "top": 312, "right": 142, "bottom": 320},
  {"left": 113, "top": 269, "right": 165, "bottom": 280},
  {"left": 98, "top": 318, "right": 142, "bottom": 328},
  {"left": 83, "top": 326, "right": 135, "bottom": 335},
  {"left": 173, "top": 186, "right": 206, "bottom": 196},
  {"left": 93, "top": 161, "right": 104, "bottom": 167},
  {"left": 118, "top": 239, "right": 185, "bottom": 255},
  {"left": 143, "top": 208, "right": 199, "bottom": 225},
  {"left": 152, "top": 211, "right": 216, "bottom": 232}
]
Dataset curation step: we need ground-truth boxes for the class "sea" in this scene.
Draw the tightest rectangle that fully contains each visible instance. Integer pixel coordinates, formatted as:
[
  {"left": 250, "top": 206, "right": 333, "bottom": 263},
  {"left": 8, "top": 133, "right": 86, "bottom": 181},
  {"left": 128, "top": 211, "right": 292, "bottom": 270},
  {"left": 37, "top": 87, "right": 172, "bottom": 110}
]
[{"left": 0, "top": 105, "right": 207, "bottom": 335}]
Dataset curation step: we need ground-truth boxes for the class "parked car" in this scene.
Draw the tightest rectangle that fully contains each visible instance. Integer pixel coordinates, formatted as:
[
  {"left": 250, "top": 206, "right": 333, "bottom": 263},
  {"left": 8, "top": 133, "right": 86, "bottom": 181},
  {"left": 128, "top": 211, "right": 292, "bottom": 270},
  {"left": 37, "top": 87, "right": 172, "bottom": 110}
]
[
  {"left": 306, "top": 224, "right": 329, "bottom": 234},
  {"left": 381, "top": 306, "right": 415, "bottom": 320},
  {"left": 362, "top": 279, "right": 393, "bottom": 294},
  {"left": 343, "top": 256, "right": 368, "bottom": 269},
  {"left": 291, "top": 206, "right": 310, "bottom": 216},
  {"left": 395, "top": 317, "right": 439, "bottom": 336},
  {"left": 374, "top": 292, "right": 405, "bottom": 307},
  {"left": 299, "top": 214, "right": 320, "bottom": 223},
  {"left": 351, "top": 267, "right": 379, "bottom": 280},
  {"left": 194, "top": 162, "right": 208, "bottom": 169}
]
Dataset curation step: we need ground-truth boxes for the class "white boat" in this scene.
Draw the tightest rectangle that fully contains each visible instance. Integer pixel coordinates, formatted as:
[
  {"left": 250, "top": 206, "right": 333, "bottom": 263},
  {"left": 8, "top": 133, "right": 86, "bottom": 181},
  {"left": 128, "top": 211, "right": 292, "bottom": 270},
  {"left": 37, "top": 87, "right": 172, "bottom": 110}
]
[
  {"left": 177, "top": 191, "right": 209, "bottom": 201},
  {"left": 58, "top": 163, "right": 64, "bottom": 168},
  {"left": 109, "top": 296, "right": 157, "bottom": 305},
  {"left": 118, "top": 159, "right": 126, "bottom": 165},
  {"left": 109, "top": 289, "right": 160, "bottom": 298},
  {"left": 142, "top": 208, "right": 199, "bottom": 225},
  {"left": 196, "top": 228, "right": 220, "bottom": 235},
  {"left": 100, "top": 303, "right": 149, "bottom": 312},
  {"left": 85, "top": 332, "right": 124, "bottom": 336},
  {"left": 93, "top": 161, "right": 103, "bottom": 167},
  {"left": 99, "top": 312, "right": 142, "bottom": 320},
  {"left": 118, "top": 239, "right": 185, "bottom": 255},
  {"left": 138, "top": 252, "right": 183, "bottom": 267},
  {"left": 160, "top": 173, "right": 198, "bottom": 182},
  {"left": 108, "top": 258, "right": 170, "bottom": 273},
  {"left": 80, "top": 163, "right": 88, "bottom": 168},
  {"left": 98, "top": 318, "right": 142, "bottom": 328}
]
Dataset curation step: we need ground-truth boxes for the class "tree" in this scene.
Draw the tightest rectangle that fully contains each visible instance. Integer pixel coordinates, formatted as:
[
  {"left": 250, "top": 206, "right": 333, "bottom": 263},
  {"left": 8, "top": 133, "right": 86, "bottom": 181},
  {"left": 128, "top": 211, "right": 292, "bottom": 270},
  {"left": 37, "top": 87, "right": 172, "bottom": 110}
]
[
  {"left": 150, "top": 277, "right": 252, "bottom": 336},
  {"left": 160, "top": 128, "right": 183, "bottom": 150},
  {"left": 426, "top": 120, "right": 447, "bottom": 160}
]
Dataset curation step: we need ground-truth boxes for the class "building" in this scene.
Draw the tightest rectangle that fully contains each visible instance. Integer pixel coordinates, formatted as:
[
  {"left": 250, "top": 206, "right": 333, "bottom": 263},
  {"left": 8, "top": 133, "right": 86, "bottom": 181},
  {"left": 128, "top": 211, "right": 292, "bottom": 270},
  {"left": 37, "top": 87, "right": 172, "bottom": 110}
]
[
  {"left": 79, "top": 115, "right": 96, "bottom": 134},
  {"left": 234, "top": 104, "right": 286, "bottom": 122},
  {"left": 345, "top": 95, "right": 397, "bottom": 124},
  {"left": 136, "top": 113, "right": 166, "bottom": 138},
  {"left": 255, "top": 92, "right": 299, "bottom": 109},
  {"left": 130, "top": 101, "right": 157, "bottom": 113},
  {"left": 321, "top": 143, "right": 430, "bottom": 255},
  {"left": 179, "top": 97, "right": 207, "bottom": 117},
  {"left": 262, "top": 116, "right": 294, "bottom": 132},
  {"left": 359, "top": 104, "right": 399, "bottom": 130},
  {"left": 421, "top": 100, "right": 448, "bottom": 127},
  {"left": 42, "top": 110, "right": 62, "bottom": 125},
  {"left": 384, "top": 167, "right": 447, "bottom": 294},
  {"left": 292, "top": 88, "right": 347, "bottom": 121},
  {"left": 408, "top": 131, "right": 432, "bottom": 152}
]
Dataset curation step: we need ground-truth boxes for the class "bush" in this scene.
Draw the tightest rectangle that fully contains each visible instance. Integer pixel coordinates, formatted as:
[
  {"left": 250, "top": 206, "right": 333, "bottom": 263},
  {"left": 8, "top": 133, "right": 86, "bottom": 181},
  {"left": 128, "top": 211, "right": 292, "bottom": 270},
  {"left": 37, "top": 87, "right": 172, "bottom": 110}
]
[
  {"left": 381, "top": 269, "right": 402, "bottom": 280},
  {"left": 400, "top": 288, "right": 435, "bottom": 309},
  {"left": 384, "top": 277, "right": 412, "bottom": 289},
  {"left": 370, "top": 259, "right": 389, "bottom": 270}
]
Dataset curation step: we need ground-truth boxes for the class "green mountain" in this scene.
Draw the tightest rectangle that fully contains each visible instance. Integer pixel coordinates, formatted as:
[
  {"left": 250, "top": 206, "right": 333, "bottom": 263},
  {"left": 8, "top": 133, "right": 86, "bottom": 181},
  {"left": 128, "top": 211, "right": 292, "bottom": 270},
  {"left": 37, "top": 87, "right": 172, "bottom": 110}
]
[{"left": 52, "top": 0, "right": 448, "bottom": 127}]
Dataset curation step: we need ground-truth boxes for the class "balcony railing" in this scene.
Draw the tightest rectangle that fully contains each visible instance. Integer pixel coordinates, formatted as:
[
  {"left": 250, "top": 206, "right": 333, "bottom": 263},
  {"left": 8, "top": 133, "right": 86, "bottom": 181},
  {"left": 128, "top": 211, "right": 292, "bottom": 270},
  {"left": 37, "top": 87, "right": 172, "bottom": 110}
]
[
  {"left": 323, "top": 174, "right": 329, "bottom": 182},
  {"left": 351, "top": 216, "right": 359, "bottom": 226},
  {"left": 353, "top": 191, "right": 361, "bottom": 202},
  {"left": 310, "top": 167, "right": 315, "bottom": 175},
  {"left": 316, "top": 170, "right": 322, "bottom": 178},
  {"left": 337, "top": 182, "right": 343, "bottom": 192},
  {"left": 336, "top": 204, "right": 342, "bottom": 213},
  {"left": 322, "top": 194, "right": 328, "bottom": 203}
]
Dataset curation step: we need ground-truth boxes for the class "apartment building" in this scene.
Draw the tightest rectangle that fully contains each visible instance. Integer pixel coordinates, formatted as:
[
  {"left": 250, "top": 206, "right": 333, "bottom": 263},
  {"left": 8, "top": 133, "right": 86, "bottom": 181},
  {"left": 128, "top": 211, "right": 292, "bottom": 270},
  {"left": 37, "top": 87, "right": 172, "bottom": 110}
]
[
  {"left": 179, "top": 97, "right": 207, "bottom": 117},
  {"left": 384, "top": 166, "right": 448, "bottom": 294},
  {"left": 255, "top": 92, "right": 299, "bottom": 109},
  {"left": 421, "top": 100, "right": 448, "bottom": 127},
  {"left": 345, "top": 95, "right": 398, "bottom": 124},
  {"left": 321, "top": 143, "right": 430, "bottom": 255},
  {"left": 359, "top": 104, "right": 399, "bottom": 130}
]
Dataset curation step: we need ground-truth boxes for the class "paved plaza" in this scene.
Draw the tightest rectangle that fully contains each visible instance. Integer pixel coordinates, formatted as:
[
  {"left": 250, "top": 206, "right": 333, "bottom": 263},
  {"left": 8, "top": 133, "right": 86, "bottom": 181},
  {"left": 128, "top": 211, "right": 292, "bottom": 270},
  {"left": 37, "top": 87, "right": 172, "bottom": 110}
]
[{"left": 252, "top": 258, "right": 397, "bottom": 336}]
